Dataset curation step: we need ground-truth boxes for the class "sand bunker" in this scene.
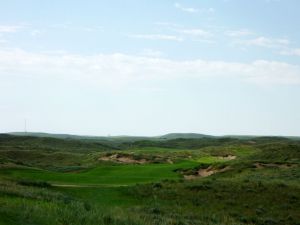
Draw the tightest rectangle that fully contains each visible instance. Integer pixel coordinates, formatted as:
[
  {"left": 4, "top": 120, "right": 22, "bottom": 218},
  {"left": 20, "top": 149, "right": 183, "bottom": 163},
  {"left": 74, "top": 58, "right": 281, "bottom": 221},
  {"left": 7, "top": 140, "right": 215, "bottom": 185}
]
[
  {"left": 254, "top": 163, "right": 296, "bottom": 169},
  {"left": 184, "top": 166, "right": 230, "bottom": 180},
  {"left": 218, "top": 155, "right": 236, "bottom": 160},
  {"left": 99, "top": 154, "right": 148, "bottom": 164}
]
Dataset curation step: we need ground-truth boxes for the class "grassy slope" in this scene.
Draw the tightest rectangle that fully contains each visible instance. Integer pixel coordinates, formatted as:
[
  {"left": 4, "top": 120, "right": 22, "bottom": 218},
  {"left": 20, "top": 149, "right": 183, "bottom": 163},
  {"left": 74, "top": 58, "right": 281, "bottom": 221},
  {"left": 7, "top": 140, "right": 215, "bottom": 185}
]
[{"left": 0, "top": 135, "right": 299, "bottom": 225}]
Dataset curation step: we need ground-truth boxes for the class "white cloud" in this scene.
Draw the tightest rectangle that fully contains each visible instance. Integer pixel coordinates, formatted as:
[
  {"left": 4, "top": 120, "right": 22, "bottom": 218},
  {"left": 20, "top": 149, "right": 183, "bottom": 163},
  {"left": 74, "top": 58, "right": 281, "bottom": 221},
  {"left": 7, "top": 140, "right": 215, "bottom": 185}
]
[
  {"left": 280, "top": 48, "right": 300, "bottom": 57},
  {"left": 177, "top": 28, "right": 213, "bottom": 38},
  {"left": 0, "top": 25, "right": 24, "bottom": 33},
  {"left": 50, "top": 23, "right": 103, "bottom": 32},
  {"left": 174, "top": 3, "right": 198, "bottom": 13},
  {"left": 41, "top": 50, "right": 69, "bottom": 55},
  {"left": 174, "top": 3, "right": 214, "bottom": 14},
  {"left": 50, "top": 23, "right": 71, "bottom": 29},
  {"left": 155, "top": 22, "right": 181, "bottom": 28},
  {"left": 155, "top": 23, "right": 214, "bottom": 40},
  {"left": 0, "top": 39, "right": 8, "bottom": 44},
  {"left": 0, "top": 48, "right": 299, "bottom": 88},
  {"left": 225, "top": 29, "right": 254, "bottom": 37},
  {"left": 139, "top": 49, "right": 165, "bottom": 58},
  {"left": 238, "top": 36, "right": 290, "bottom": 48},
  {"left": 265, "top": 0, "right": 281, "bottom": 2},
  {"left": 128, "top": 34, "right": 183, "bottom": 41},
  {"left": 30, "top": 29, "right": 43, "bottom": 37}
]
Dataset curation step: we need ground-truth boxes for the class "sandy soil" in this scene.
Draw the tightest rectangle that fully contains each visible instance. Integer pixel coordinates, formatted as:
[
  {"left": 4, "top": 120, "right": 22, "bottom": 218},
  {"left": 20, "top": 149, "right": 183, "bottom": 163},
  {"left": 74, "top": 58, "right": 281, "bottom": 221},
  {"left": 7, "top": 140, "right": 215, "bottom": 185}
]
[
  {"left": 99, "top": 154, "right": 148, "bottom": 164},
  {"left": 254, "top": 163, "right": 297, "bottom": 169},
  {"left": 218, "top": 155, "right": 236, "bottom": 160},
  {"left": 184, "top": 166, "right": 230, "bottom": 180}
]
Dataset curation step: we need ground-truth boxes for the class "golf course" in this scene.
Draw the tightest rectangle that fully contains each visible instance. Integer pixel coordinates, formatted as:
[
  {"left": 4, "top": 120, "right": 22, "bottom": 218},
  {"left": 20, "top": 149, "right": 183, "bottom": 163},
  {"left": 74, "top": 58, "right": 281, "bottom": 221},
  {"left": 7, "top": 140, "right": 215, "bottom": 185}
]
[{"left": 0, "top": 133, "right": 299, "bottom": 225}]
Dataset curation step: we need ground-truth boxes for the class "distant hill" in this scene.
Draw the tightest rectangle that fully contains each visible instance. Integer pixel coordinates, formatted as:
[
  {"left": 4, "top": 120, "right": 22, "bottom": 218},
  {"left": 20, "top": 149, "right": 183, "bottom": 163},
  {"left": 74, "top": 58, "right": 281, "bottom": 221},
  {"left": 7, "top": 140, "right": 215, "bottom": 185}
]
[
  {"left": 0, "top": 133, "right": 118, "bottom": 152},
  {"left": 223, "top": 135, "right": 258, "bottom": 140},
  {"left": 159, "top": 133, "right": 214, "bottom": 139},
  {"left": 8, "top": 132, "right": 155, "bottom": 142},
  {"left": 9, "top": 132, "right": 215, "bottom": 141},
  {"left": 9, "top": 132, "right": 107, "bottom": 140},
  {"left": 7, "top": 132, "right": 300, "bottom": 142}
]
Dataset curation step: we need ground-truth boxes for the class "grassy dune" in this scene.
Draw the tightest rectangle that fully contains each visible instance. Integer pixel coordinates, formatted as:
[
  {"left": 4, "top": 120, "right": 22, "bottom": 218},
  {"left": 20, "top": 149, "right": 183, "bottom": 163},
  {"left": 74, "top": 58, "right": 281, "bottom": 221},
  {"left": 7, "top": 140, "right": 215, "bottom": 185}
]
[{"left": 0, "top": 134, "right": 299, "bottom": 225}]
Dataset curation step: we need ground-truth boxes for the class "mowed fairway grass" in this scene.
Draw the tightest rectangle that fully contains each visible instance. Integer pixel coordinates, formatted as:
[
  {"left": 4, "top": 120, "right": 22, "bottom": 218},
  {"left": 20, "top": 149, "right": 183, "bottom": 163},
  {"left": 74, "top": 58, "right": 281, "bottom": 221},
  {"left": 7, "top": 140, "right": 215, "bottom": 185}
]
[{"left": 0, "top": 161, "right": 198, "bottom": 186}]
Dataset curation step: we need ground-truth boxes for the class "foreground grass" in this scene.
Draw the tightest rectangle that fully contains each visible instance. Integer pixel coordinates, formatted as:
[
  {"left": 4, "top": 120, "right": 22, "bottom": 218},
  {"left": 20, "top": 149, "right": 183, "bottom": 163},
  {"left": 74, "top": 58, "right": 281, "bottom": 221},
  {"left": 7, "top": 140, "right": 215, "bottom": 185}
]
[{"left": 1, "top": 166, "right": 299, "bottom": 225}]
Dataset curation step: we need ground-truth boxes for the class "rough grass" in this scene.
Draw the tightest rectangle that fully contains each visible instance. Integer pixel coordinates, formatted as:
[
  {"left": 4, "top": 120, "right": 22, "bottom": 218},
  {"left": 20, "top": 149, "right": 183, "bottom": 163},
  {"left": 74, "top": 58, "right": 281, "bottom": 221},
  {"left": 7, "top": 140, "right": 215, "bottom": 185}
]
[{"left": 0, "top": 135, "right": 299, "bottom": 225}]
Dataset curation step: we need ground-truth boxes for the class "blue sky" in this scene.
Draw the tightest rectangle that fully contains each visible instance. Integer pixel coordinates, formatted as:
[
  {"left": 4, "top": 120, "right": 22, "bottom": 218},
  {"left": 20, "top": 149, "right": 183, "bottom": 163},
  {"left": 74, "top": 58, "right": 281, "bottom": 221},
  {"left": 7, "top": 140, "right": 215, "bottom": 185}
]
[{"left": 0, "top": 0, "right": 300, "bottom": 136}]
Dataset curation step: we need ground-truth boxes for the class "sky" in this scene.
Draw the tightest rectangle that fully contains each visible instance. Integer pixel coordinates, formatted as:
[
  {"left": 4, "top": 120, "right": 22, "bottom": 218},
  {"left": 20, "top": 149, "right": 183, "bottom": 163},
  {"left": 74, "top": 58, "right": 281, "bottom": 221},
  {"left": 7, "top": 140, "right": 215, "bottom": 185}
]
[{"left": 0, "top": 0, "right": 300, "bottom": 136}]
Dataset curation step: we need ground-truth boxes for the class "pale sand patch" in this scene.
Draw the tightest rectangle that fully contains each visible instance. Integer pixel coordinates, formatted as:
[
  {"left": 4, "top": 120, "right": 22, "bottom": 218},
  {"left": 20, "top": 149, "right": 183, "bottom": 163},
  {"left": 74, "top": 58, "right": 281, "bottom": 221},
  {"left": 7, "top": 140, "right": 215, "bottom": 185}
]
[
  {"left": 254, "top": 163, "right": 297, "bottom": 169},
  {"left": 99, "top": 154, "right": 148, "bottom": 164},
  {"left": 166, "top": 159, "right": 174, "bottom": 164},
  {"left": 218, "top": 155, "right": 236, "bottom": 160},
  {"left": 184, "top": 166, "right": 230, "bottom": 180}
]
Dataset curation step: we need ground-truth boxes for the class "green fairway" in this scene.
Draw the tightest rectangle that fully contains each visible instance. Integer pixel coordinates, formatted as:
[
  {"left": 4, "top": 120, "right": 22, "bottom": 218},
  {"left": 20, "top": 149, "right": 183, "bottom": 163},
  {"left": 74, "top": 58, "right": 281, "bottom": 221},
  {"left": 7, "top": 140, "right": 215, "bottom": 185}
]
[{"left": 0, "top": 161, "right": 198, "bottom": 186}]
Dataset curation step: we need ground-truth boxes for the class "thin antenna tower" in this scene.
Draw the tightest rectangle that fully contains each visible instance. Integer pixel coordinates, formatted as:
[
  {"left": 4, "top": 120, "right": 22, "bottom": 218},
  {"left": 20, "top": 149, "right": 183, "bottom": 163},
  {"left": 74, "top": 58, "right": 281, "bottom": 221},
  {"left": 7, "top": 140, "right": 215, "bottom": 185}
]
[{"left": 24, "top": 119, "right": 27, "bottom": 133}]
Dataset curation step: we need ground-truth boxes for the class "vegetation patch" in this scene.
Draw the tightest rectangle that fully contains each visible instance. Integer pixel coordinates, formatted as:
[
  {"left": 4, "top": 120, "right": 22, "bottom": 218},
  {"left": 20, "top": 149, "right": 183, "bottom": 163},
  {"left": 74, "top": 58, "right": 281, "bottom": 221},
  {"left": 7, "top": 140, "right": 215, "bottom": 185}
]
[{"left": 0, "top": 134, "right": 299, "bottom": 225}]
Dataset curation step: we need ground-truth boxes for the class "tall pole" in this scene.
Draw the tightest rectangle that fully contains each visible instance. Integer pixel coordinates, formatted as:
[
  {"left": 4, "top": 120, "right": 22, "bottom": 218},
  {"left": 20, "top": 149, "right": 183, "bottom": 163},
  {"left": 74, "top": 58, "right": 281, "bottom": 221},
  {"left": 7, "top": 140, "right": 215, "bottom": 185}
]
[{"left": 24, "top": 119, "right": 27, "bottom": 133}]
